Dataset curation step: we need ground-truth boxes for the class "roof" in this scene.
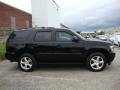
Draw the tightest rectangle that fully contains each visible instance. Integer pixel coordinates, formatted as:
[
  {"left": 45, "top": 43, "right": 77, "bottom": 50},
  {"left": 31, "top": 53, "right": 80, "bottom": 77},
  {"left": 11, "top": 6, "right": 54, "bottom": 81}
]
[
  {"left": 60, "top": 24, "right": 69, "bottom": 29},
  {"left": 14, "top": 27, "right": 71, "bottom": 32},
  {"left": 0, "top": 1, "right": 31, "bottom": 15}
]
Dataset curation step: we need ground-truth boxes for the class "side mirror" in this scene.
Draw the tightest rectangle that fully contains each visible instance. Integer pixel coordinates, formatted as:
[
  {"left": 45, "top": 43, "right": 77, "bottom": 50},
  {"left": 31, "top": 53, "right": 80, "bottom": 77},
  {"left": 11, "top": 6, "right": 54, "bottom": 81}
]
[{"left": 72, "top": 36, "right": 79, "bottom": 42}]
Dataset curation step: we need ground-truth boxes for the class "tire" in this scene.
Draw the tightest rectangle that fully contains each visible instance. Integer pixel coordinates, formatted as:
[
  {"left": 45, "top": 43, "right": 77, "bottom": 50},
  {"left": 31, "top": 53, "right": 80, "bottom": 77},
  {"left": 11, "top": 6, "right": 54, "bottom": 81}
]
[
  {"left": 86, "top": 52, "right": 107, "bottom": 72},
  {"left": 18, "top": 53, "right": 38, "bottom": 72},
  {"left": 118, "top": 42, "right": 120, "bottom": 47}
]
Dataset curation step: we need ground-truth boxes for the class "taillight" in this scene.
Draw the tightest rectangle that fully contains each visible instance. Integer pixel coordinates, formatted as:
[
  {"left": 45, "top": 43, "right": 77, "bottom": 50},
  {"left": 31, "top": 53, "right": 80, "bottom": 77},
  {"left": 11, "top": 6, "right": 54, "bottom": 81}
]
[
  {"left": 6, "top": 39, "right": 9, "bottom": 49},
  {"left": 6, "top": 32, "right": 13, "bottom": 49}
]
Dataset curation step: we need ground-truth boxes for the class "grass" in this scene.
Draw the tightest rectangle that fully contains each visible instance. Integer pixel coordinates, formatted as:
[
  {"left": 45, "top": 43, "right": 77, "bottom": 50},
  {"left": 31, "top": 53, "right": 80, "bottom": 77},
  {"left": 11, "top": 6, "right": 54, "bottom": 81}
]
[{"left": 0, "top": 42, "right": 6, "bottom": 60}]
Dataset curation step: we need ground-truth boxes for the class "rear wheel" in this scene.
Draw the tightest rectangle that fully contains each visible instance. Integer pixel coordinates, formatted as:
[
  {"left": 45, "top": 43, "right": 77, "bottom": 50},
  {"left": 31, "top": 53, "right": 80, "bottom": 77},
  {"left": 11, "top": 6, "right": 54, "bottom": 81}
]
[
  {"left": 18, "top": 53, "right": 38, "bottom": 72},
  {"left": 86, "top": 52, "right": 107, "bottom": 72}
]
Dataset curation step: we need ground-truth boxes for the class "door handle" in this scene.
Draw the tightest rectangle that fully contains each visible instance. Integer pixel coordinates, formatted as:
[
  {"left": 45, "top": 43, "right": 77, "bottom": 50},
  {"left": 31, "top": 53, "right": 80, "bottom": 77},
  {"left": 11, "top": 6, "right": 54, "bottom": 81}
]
[
  {"left": 72, "top": 50, "right": 80, "bottom": 51},
  {"left": 56, "top": 44, "right": 61, "bottom": 47}
]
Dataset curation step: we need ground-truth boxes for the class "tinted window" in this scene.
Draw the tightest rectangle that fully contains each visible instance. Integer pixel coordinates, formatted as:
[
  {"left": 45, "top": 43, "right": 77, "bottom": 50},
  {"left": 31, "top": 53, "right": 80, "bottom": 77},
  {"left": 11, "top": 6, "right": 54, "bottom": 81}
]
[
  {"left": 9, "top": 30, "right": 31, "bottom": 42},
  {"left": 56, "top": 32, "right": 73, "bottom": 42},
  {"left": 34, "top": 31, "right": 52, "bottom": 42}
]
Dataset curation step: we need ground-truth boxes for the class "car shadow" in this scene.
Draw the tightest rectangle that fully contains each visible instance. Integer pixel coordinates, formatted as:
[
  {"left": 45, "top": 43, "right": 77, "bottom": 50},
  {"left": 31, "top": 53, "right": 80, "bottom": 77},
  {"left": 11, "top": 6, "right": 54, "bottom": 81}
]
[
  {"left": 10, "top": 63, "right": 86, "bottom": 72},
  {"left": 36, "top": 63, "right": 86, "bottom": 71},
  {"left": 9, "top": 62, "right": 115, "bottom": 73}
]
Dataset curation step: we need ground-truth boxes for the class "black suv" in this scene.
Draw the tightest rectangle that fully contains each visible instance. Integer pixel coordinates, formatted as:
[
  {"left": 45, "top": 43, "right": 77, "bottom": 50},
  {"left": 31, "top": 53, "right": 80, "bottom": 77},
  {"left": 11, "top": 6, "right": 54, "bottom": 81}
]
[{"left": 5, "top": 27, "right": 115, "bottom": 72}]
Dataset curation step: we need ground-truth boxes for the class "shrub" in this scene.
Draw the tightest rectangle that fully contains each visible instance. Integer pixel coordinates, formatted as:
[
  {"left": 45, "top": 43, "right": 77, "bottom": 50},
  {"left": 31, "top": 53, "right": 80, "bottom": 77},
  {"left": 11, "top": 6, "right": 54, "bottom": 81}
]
[{"left": 0, "top": 42, "right": 6, "bottom": 60}]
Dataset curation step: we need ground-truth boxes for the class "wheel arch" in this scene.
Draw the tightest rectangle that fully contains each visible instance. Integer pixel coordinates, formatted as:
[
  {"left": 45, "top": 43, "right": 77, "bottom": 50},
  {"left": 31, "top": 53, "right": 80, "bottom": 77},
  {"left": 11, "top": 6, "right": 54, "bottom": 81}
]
[
  {"left": 15, "top": 48, "right": 37, "bottom": 61},
  {"left": 86, "top": 48, "right": 109, "bottom": 63}
]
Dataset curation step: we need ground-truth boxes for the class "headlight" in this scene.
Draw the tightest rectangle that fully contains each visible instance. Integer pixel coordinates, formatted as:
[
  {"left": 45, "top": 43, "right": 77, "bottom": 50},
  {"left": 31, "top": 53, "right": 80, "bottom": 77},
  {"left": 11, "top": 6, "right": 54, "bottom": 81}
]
[{"left": 110, "top": 45, "right": 114, "bottom": 52}]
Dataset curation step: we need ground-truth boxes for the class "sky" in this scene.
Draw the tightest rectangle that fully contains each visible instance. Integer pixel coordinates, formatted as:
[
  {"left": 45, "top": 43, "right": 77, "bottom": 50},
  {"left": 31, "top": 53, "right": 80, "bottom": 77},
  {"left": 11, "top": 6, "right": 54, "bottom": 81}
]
[
  {"left": 0, "top": 0, "right": 120, "bottom": 31},
  {"left": 55, "top": 0, "right": 120, "bottom": 31}
]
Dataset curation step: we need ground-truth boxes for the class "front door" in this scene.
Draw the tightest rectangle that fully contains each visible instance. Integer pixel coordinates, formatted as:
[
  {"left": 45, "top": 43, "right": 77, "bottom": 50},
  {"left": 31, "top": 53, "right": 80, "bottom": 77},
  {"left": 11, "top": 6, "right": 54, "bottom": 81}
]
[{"left": 53, "top": 31, "right": 85, "bottom": 63}]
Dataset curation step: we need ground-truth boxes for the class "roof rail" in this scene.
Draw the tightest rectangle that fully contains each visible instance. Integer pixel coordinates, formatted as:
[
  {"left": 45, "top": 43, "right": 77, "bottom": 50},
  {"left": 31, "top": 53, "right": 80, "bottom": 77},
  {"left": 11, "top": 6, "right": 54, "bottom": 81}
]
[{"left": 33, "top": 27, "right": 56, "bottom": 29}]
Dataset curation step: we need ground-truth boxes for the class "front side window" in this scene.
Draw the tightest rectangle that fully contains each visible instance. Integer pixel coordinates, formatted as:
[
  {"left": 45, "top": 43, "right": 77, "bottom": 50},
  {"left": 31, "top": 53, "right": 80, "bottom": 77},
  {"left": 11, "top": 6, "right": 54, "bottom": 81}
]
[
  {"left": 56, "top": 31, "right": 73, "bottom": 42},
  {"left": 34, "top": 31, "right": 52, "bottom": 42}
]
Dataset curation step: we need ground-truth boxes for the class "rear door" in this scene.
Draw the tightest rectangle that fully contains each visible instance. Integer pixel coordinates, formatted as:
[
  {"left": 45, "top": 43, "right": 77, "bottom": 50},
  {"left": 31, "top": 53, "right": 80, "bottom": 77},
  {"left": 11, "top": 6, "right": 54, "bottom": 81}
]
[{"left": 32, "top": 30, "right": 55, "bottom": 62}]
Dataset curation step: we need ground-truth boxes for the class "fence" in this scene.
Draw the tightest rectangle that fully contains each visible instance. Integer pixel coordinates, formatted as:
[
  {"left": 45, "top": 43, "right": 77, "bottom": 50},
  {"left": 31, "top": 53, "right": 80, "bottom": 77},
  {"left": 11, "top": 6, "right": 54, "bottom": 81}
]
[
  {"left": 0, "top": 27, "right": 12, "bottom": 36},
  {"left": 0, "top": 27, "right": 12, "bottom": 42}
]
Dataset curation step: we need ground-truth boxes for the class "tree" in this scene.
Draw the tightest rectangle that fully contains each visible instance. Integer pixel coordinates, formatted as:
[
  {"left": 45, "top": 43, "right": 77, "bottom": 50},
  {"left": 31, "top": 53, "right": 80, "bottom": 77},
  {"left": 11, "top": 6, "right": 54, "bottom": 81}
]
[
  {"left": 76, "top": 31, "right": 81, "bottom": 34},
  {"left": 96, "top": 31, "right": 105, "bottom": 35}
]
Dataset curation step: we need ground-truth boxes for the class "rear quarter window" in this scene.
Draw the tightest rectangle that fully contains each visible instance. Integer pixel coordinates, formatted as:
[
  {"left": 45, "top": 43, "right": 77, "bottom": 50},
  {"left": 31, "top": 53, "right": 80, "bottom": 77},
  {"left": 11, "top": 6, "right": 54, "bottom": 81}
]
[{"left": 8, "top": 30, "right": 31, "bottom": 42}]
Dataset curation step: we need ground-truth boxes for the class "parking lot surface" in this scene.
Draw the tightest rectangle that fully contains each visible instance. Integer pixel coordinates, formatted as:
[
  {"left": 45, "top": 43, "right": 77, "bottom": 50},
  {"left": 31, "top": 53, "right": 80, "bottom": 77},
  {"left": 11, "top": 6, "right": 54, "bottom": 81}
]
[{"left": 0, "top": 48, "right": 120, "bottom": 90}]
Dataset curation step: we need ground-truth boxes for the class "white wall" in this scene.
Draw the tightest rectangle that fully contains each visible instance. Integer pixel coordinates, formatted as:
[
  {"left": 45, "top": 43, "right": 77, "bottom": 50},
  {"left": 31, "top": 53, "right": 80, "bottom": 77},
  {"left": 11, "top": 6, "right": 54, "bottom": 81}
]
[
  {"left": 31, "top": 0, "right": 60, "bottom": 28},
  {"left": 48, "top": 0, "right": 60, "bottom": 27}
]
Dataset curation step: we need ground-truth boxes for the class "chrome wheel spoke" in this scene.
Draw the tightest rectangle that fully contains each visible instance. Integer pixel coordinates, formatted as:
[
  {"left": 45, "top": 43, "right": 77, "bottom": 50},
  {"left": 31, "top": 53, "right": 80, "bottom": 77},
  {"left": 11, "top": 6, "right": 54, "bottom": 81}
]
[
  {"left": 96, "top": 64, "right": 101, "bottom": 69},
  {"left": 99, "top": 61, "right": 104, "bottom": 64},
  {"left": 28, "top": 60, "right": 32, "bottom": 64},
  {"left": 23, "top": 57, "right": 28, "bottom": 62},
  {"left": 96, "top": 56, "right": 100, "bottom": 61},
  {"left": 91, "top": 63, "right": 96, "bottom": 67},
  {"left": 25, "top": 64, "right": 29, "bottom": 69},
  {"left": 21, "top": 60, "right": 25, "bottom": 64},
  {"left": 27, "top": 64, "right": 32, "bottom": 68},
  {"left": 91, "top": 58, "right": 96, "bottom": 62}
]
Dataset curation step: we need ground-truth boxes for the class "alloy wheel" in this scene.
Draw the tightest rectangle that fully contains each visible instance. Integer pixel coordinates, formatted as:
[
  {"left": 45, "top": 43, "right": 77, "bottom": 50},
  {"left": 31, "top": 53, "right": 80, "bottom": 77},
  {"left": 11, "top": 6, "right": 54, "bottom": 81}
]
[
  {"left": 20, "top": 57, "right": 33, "bottom": 70},
  {"left": 90, "top": 56, "right": 104, "bottom": 70}
]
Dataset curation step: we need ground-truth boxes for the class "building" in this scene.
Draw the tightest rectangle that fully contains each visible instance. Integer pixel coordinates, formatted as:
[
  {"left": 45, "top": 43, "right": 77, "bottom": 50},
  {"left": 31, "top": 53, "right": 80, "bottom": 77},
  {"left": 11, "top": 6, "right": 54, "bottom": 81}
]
[
  {"left": 81, "top": 31, "right": 96, "bottom": 38},
  {"left": 0, "top": 1, "right": 32, "bottom": 36},
  {"left": 31, "top": 0, "right": 60, "bottom": 28},
  {"left": 100, "top": 27, "right": 120, "bottom": 34},
  {"left": 0, "top": 0, "right": 61, "bottom": 36}
]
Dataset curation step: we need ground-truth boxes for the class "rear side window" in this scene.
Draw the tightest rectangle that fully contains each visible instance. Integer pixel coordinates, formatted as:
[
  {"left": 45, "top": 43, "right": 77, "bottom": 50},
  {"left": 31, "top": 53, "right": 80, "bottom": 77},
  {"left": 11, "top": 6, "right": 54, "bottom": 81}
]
[
  {"left": 34, "top": 31, "right": 52, "bottom": 42},
  {"left": 9, "top": 30, "right": 31, "bottom": 42}
]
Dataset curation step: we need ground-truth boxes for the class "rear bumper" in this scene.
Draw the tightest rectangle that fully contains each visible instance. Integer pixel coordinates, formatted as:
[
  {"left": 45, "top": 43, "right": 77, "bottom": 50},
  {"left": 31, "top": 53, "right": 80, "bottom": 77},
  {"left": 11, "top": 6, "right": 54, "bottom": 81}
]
[
  {"left": 108, "top": 52, "right": 115, "bottom": 65},
  {"left": 5, "top": 52, "right": 17, "bottom": 62}
]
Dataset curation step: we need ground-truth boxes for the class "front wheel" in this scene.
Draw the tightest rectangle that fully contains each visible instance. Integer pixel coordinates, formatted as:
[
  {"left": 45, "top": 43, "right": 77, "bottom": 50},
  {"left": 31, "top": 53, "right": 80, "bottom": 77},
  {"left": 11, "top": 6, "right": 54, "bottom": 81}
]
[
  {"left": 118, "top": 42, "right": 120, "bottom": 47},
  {"left": 86, "top": 52, "right": 107, "bottom": 72},
  {"left": 18, "top": 53, "right": 37, "bottom": 72}
]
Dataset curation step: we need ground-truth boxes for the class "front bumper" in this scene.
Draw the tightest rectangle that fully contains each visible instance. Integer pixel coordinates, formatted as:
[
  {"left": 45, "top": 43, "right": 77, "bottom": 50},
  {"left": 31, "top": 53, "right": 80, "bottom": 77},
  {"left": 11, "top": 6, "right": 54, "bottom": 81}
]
[{"left": 107, "top": 52, "right": 115, "bottom": 65}]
